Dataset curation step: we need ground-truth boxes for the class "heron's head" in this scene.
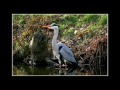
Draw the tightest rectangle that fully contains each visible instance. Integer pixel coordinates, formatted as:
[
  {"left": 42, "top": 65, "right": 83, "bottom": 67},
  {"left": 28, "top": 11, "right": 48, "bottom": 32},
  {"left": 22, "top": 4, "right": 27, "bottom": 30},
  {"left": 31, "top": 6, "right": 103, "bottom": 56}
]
[{"left": 42, "top": 23, "right": 58, "bottom": 30}]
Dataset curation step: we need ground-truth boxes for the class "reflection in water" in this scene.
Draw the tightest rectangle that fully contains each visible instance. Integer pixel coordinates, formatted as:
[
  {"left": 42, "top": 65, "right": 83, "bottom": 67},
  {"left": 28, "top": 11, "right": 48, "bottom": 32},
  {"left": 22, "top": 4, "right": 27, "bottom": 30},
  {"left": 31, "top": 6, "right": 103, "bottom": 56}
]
[{"left": 13, "top": 63, "right": 107, "bottom": 75}]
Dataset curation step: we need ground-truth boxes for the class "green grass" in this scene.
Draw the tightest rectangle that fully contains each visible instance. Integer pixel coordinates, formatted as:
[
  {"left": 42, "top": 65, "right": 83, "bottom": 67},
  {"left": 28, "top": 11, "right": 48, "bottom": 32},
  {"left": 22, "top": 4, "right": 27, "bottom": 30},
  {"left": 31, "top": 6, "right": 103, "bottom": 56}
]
[
  {"left": 98, "top": 15, "right": 108, "bottom": 26},
  {"left": 82, "top": 15, "right": 100, "bottom": 23}
]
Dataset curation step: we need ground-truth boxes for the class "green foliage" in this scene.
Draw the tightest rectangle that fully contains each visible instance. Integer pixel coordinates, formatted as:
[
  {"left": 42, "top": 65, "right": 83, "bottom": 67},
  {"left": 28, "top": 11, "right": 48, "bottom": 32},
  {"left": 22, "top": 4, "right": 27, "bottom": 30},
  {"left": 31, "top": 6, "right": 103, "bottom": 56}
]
[
  {"left": 59, "top": 24, "right": 66, "bottom": 30},
  {"left": 76, "top": 22, "right": 82, "bottom": 28},
  {"left": 82, "top": 15, "right": 100, "bottom": 23},
  {"left": 98, "top": 15, "right": 108, "bottom": 26}
]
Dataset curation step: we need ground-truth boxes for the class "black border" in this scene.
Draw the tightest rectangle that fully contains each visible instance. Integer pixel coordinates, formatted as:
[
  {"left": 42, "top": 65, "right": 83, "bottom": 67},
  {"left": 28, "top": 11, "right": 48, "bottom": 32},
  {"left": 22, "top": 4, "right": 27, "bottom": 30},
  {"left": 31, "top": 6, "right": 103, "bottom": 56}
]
[{"left": 1, "top": 1, "right": 113, "bottom": 86}]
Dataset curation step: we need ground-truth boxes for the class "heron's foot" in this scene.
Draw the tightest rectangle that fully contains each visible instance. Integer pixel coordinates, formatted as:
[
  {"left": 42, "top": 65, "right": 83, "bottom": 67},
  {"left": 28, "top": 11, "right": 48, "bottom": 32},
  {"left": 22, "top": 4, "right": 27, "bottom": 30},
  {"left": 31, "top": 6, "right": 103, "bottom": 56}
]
[
  {"left": 57, "top": 64, "right": 67, "bottom": 68},
  {"left": 61, "top": 64, "right": 68, "bottom": 67},
  {"left": 55, "top": 64, "right": 68, "bottom": 68}
]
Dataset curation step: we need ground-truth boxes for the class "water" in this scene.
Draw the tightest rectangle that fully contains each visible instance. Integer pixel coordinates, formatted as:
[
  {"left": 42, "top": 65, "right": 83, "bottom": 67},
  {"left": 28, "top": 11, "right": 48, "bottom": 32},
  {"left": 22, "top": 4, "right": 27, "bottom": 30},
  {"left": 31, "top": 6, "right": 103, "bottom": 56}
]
[{"left": 13, "top": 63, "right": 107, "bottom": 76}]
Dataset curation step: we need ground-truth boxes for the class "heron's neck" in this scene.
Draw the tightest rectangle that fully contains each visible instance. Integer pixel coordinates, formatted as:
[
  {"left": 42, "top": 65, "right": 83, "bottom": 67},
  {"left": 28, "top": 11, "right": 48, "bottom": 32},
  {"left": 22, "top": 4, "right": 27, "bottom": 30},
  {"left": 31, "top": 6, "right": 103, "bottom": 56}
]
[{"left": 52, "top": 27, "right": 58, "bottom": 50}]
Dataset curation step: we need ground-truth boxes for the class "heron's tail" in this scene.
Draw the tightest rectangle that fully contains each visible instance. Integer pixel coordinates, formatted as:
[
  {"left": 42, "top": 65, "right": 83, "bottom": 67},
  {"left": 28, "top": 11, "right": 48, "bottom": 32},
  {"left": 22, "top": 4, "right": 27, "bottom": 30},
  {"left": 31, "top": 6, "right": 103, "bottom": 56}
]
[
  {"left": 73, "top": 61, "right": 81, "bottom": 68},
  {"left": 70, "top": 61, "right": 78, "bottom": 67}
]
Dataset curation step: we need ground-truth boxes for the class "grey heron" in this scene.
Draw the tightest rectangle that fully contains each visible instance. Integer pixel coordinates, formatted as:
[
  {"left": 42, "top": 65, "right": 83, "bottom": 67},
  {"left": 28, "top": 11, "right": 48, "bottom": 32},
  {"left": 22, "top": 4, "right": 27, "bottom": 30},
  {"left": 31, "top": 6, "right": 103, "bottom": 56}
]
[{"left": 42, "top": 23, "right": 78, "bottom": 67}]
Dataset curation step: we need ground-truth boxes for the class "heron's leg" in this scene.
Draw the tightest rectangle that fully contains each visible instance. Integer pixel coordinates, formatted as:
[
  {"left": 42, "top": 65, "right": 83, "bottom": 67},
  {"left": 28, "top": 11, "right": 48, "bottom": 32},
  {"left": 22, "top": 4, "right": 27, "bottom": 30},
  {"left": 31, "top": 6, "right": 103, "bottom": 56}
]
[
  {"left": 64, "top": 59, "right": 67, "bottom": 69},
  {"left": 53, "top": 51, "right": 56, "bottom": 60},
  {"left": 58, "top": 60, "right": 61, "bottom": 68}
]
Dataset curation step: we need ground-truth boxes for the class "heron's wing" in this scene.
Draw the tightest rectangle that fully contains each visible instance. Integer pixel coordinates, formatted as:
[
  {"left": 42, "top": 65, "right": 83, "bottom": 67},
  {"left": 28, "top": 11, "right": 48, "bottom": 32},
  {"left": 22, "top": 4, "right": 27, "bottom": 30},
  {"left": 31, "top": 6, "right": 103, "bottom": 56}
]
[
  {"left": 57, "top": 43, "right": 76, "bottom": 63},
  {"left": 57, "top": 42, "right": 73, "bottom": 56}
]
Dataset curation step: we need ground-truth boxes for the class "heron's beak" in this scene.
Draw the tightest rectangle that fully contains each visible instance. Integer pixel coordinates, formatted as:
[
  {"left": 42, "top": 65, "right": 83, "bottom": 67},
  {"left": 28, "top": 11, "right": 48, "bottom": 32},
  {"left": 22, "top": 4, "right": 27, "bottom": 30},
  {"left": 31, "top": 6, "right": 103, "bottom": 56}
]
[
  {"left": 42, "top": 25, "right": 50, "bottom": 28},
  {"left": 42, "top": 25, "right": 54, "bottom": 29}
]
